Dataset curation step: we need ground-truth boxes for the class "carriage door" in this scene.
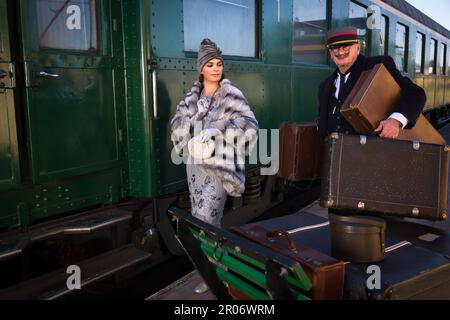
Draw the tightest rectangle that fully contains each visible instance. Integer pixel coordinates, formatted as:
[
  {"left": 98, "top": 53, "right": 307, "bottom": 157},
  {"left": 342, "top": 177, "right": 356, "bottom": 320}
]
[
  {"left": 0, "top": 0, "right": 20, "bottom": 190},
  {"left": 19, "top": 0, "right": 122, "bottom": 183}
]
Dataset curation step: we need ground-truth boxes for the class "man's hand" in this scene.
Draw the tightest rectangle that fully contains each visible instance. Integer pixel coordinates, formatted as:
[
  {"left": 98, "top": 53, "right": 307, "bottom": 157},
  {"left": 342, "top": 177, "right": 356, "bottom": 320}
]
[{"left": 374, "top": 118, "right": 402, "bottom": 139}]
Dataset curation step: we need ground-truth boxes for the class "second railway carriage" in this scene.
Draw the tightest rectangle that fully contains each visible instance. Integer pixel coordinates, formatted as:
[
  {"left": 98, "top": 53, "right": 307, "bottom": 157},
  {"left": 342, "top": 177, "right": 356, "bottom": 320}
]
[{"left": 0, "top": 0, "right": 449, "bottom": 298}]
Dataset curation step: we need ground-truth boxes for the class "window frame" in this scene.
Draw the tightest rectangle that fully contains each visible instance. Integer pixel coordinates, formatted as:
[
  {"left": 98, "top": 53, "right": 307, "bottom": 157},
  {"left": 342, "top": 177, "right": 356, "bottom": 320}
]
[
  {"left": 380, "top": 15, "right": 389, "bottom": 56},
  {"left": 439, "top": 42, "right": 447, "bottom": 75},
  {"left": 291, "top": 0, "right": 329, "bottom": 65},
  {"left": 182, "top": 0, "right": 259, "bottom": 59},
  {"left": 429, "top": 38, "right": 438, "bottom": 75},
  {"left": 415, "top": 31, "right": 425, "bottom": 74},
  {"left": 349, "top": 0, "right": 369, "bottom": 56},
  {"left": 395, "top": 22, "right": 409, "bottom": 73},
  {"left": 36, "top": 0, "right": 101, "bottom": 54}
]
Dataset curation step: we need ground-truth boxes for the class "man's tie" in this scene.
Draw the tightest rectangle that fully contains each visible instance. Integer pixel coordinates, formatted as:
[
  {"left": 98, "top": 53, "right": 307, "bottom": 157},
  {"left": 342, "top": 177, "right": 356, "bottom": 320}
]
[{"left": 338, "top": 73, "right": 346, "bottom": 102}]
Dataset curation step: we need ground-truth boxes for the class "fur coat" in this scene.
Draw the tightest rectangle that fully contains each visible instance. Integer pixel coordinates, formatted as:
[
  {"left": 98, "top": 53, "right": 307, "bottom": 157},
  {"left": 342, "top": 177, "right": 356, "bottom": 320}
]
[{"left": 170, "top": 79, "right": 259, "bottom": 197}]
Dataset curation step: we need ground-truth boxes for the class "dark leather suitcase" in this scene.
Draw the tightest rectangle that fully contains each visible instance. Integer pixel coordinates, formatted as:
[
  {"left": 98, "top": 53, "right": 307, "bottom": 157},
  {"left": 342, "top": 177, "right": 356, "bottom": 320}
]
[
  {"left": 340, "top": 63, "right": 446, "bottom": 145},
  {"left": 345, "top": 215, "right": 450, "bottom": 300},
  {"left": 345, "top": 240, "right": 450, "bottom": 300},
  {"left": 231, "top": 223, "right": 345, "bottom": 300},
  {"left": 245, "top": 206, "right": 450, "bottom": 300},
  {"left": 383, "top": 216, "right": 450, "bottom": 256},
  {"left": 278, "top": 122, "right": 323, "bottom": 181},
  {"left": 320, "top": 133, "right": 449, "bottom": 220}
]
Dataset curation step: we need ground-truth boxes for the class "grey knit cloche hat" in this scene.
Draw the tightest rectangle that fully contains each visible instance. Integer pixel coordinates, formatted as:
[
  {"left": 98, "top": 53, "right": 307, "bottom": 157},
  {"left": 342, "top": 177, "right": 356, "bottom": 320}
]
[{"left": 197, "top": 38, "right": 223, "bottom": 74}]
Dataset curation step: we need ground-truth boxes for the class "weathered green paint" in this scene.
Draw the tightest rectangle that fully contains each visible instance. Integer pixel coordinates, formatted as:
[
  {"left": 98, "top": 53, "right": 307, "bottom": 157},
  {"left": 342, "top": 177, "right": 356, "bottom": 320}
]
[
  {"left": 216, "top": 268, "right": 271, "bottom": 300},
  {"left": 0, "top": 0, "right": 128, "bottom": 228},
  {"left": 19, "top": 0, "right": 125, "bottom": 183},
  {"left": 330, "top": 0, "right": 351, "bottom": 31},
  {"left": 193, "top": 227, "right": 312, "bottom": 294},
  {"left": 262, "top": 0, "right": 293, "bottom": 64},
  {"left": 0, "top": 168, "right": 122, "bottom": 229},
  {"left": 148, "top": 1, "right": 334, "bottom": 195},
  {"left": 123, "top": 0, "right": 160, "bottom": 198}
]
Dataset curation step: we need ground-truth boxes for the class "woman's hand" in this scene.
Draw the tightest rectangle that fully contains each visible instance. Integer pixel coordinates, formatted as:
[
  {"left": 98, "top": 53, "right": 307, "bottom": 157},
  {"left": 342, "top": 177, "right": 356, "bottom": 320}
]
[
  {"left": 197, "top": 98, "right": 210, "bottom": 117},
  {"left": 198, "top": 128, "right": 221, "bottom": 143}
]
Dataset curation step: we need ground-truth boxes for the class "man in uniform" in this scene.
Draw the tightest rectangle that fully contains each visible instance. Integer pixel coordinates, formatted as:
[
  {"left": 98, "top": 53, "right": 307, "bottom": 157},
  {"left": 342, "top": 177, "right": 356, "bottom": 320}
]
[{"left": 317, "top": 26, "right": 426, "bottom": 141}]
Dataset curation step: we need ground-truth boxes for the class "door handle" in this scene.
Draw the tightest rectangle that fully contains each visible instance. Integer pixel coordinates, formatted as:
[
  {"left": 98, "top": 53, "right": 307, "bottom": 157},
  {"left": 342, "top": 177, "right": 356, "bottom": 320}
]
[{"left": 39, "top": 71, "right": 59, "bottom": 78}]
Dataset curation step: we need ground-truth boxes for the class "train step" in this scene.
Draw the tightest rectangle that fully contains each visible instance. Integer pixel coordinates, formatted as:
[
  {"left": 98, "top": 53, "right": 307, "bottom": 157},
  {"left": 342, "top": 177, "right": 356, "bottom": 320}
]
[
  {"left": 0, "top": 244, "right": 151, "bottom": 300},
  {"left": 147, "top": 270, "right": 216, "bottom": 300},
  {"left": 0, "top": 207, "right": 133, "bottom": 261}
]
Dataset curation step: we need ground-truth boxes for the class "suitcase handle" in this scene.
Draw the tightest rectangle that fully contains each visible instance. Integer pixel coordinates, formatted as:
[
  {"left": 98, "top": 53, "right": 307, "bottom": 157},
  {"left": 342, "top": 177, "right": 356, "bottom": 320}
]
[{"left": 266, "top": 230, "right": 297, "bottom": 252}]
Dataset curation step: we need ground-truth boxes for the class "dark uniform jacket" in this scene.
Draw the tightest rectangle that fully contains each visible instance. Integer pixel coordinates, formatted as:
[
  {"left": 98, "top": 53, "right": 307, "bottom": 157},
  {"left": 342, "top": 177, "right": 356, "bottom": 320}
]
[{"left": 317, "top": 54, "right": 426, "bottom": 141}]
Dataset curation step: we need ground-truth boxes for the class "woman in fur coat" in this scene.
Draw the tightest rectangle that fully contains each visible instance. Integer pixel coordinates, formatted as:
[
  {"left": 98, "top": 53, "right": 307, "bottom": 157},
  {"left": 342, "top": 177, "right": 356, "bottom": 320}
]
[{"left": 170, "top": 39, "right": 259, "bottom": 229}]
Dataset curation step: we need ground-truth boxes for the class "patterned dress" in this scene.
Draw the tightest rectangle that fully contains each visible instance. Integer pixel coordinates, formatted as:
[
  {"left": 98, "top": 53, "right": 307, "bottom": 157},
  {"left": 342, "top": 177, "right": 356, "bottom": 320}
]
[{"left": 186, "top": 95, "right": 227, "bottom": 227}]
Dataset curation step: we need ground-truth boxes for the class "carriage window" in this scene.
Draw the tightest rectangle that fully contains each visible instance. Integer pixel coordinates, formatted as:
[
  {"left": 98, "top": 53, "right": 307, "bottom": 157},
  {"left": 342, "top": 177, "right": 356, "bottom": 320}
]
[
  {"left": 349, "top": 1, "right": 367, "bottom": 55},
  {"left": 439, "top": 43, "right": 447, "bottom": 75},
  {"left": 415, "top": 32, "right": 425, "bottom": 74},
  {"left": 37, "top": 0, "right": 98, "bottom": 51},
  {"left": 429, "top": 38, "right": 437, "bottom": 74},
  {"left": 395, "top": 23, "right": 408, "bottom": 72},
  {"left": 292, "top": 0, "right": 327, "bottom": 64},
  {"left": 183, "top": 0, "right": 256, "bottom": 57},
  {"left": 380, "top": 15, "right": 388, "bottom": 55}
]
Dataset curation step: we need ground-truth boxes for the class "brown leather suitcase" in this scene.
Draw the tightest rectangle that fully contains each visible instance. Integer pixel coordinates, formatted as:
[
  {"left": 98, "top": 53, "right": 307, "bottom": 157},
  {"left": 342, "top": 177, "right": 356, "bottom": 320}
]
[
  {"left": 340, "top": 63, "right": 446, "bottom": 145},
  {"left": 278, "top": 122, "right": 323, "bottom": 181},
  {"left": 397, "top": 114, "right": 447, "bottom": 145},
  {"left": 231, "top": 224, "right": 345, "bottom": 300},
  {"left": 320, "top": 133, "right": 449, "bottom": 220}
]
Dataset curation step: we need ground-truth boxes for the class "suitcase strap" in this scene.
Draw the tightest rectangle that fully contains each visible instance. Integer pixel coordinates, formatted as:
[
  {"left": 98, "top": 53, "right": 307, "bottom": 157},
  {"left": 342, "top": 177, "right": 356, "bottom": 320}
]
[{"left": 266, "top": 230, "right": 297, "bottom": 252}]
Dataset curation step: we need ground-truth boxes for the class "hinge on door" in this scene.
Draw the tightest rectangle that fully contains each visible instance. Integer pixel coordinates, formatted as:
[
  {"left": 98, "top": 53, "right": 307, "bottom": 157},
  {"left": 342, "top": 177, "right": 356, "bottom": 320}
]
[{"left": 0, "top": 62, "right": 15, "bottom": 89}]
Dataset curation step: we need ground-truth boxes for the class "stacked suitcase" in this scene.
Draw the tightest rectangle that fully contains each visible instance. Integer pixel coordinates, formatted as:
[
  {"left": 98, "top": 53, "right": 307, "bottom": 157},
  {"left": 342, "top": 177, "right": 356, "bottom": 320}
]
[
  {"left": 171, "top": 63, "right": 450, "bottom": 300},
  {"left": 320, "top": 63, "right": 449, "bottom": 221},
  {"left": 278, "top": 122, "right": 323, "bottom": 181},
  {"left": 231, "top": 204, "right": 450, "bottom": 300},
  {"left": 320, "top": 132, "right": 449, "bottom": 220},
  {"left": 340, "top": 63, "right": 446, "bottom": 145},
  {"left": 264, "top": 63, "right": 450, "bottom": 298}
]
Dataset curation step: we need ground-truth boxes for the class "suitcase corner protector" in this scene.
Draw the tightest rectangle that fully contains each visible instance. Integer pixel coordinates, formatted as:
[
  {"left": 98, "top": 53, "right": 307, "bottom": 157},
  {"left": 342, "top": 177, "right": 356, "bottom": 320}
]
[{"left": 320, "top": 199, "right": 334, "bottom": 208}]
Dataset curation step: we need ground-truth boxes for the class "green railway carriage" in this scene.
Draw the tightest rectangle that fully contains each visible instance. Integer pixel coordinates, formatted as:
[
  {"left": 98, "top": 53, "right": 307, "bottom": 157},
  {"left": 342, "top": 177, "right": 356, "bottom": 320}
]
[{"left": 0, "top": 0, "right": 449, "bottom": 296}]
